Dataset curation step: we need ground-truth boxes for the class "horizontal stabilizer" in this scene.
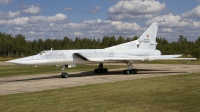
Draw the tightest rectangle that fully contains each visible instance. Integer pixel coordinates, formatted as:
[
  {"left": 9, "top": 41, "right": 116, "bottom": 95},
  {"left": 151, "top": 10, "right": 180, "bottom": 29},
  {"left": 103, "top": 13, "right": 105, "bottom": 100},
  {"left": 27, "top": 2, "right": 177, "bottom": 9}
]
[
  {"left": 149, "top": 57, "right": 197, "bottom": 61},
  {"left": 149, "top": 55, "right": 196, "bottom": 61}
]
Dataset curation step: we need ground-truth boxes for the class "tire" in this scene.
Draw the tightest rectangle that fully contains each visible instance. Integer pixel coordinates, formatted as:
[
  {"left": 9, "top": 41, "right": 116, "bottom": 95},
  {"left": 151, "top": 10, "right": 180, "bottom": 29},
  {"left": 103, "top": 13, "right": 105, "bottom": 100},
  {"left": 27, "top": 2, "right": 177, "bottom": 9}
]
[
  {"left": 64, "top": 73, "right": 68, "bottom": 78},
  {"left": 100, "top": 69, "right": 104, "bottom": 73},
  {"left": 61, "top": 72, "right": 68, "bottom": 78},
  {"left": 94, "top": 69, "right": 97, "bottom": 73},
  {"left": 104, "top": 68, "right": 108, "bottom": 73},
  {"left": 125, "top": 70, "right": 130, "bottom": 75},
  {"left": 134, "top": 69, "right": 138, "bottom": 74},
  {"left": 97, "top": 69, "right": 101, "bottom": 73},
  {"left": 130, "top": 69, "right": 134, "bottom": 74}
]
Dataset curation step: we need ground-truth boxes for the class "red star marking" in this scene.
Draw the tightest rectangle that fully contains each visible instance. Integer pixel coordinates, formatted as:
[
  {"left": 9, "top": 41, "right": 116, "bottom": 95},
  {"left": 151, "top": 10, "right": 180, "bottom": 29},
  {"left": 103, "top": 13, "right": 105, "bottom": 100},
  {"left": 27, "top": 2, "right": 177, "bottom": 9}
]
[{"left": 147, "top": 34, "right": 149, "bottom": 38}]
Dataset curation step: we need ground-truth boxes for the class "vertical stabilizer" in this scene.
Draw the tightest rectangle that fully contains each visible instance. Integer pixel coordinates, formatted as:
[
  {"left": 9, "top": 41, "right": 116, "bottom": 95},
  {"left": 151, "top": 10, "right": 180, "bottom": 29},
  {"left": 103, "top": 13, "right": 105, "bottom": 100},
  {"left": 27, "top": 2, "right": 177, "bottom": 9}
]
[
  {"left": 137, "top": 22, "right": 158, "bottom": 49},
  {"left": 105, "top": 22, "right": 158, "bottom": 50}
]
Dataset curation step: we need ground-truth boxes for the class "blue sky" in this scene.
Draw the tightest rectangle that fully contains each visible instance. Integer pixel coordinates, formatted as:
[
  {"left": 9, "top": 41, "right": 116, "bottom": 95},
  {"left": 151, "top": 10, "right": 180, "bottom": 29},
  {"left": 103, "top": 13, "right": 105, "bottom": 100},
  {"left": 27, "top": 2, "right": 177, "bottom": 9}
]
[{"left": 0, "top": 0, "right": 200, "bottom": 41}]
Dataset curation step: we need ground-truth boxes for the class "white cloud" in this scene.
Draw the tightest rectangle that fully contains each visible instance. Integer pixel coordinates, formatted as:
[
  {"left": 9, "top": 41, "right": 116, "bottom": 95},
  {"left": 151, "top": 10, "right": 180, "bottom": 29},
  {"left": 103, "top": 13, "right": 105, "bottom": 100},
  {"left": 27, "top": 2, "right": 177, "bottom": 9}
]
[
  {"left": 68, "top": 20, "right": 140, "bottom": 39},
  {"left": 146, "top": 13, "right": 190, "bottom": 27},
  {"left": 0, "top": 10, "right": 20, "bottom": 19},
  {"left": 62, "top": 19, "right": 140, "bottom": 37},
  {"left": 0, "top": 13, "right": 67, "bottom": 26},
  {"left": 27, "top": 13, "right": 67, "bottom": 24},
  {"left": 29, "top": 31, "right": 35, "bottom": 34},
  {"left": 182, "top": 5, "right": 200, "bottom": 19},
  {"left": 0, "top": 17, "right": 28, "bottom": 26},
  {"left": 22, "top": 5, "right": 41, "bottom": 14},
  {"left": 87, "top": 6, "right": 101, "bottom": 14},
  {"left": 146, "top": 13, "right": 200, "bottom": 40},
  {"left": 108, "top": 0, "right": 166, "bottom": 21},
  {"left": 160, "top": 28, "right": 173, "bottom": 33},
  {"left": 63, "top": 7, "right": 74, "bottom": 11},
  {"left": 0, "top": 0, "right": 13, "bottom": 5},
  {"left": 3, "top": 15, "right": 200, "bottom": 41},
  {"left": 193, "top": 21, "right": 200, "bottom": 28},
  {"left": 74, "top": 32, "right": 83, "bottom": 36},
  {"left": 4, "top": 12, "right": 199, "bottom": 41},
  {"left": 3, "top": 17, "right": 143, "bottom": 40},
  {"left": 1, "top": 6, "right": 199, "bottom": 42}
]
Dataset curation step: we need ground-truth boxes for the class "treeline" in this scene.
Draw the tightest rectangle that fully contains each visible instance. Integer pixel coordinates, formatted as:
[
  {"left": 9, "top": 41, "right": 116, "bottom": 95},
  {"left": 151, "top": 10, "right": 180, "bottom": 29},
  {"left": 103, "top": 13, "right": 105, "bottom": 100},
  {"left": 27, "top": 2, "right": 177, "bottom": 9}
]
[{"left": 0, "top": 32, "right": 200, "bottom": 58}]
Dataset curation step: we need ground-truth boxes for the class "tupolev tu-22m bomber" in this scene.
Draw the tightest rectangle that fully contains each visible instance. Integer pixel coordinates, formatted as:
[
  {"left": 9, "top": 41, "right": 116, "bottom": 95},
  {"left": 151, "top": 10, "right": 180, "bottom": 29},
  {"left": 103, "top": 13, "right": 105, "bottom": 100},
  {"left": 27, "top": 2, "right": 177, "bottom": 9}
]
[{"left": 7, "top": 22, "right": 196, "bottom": 78}]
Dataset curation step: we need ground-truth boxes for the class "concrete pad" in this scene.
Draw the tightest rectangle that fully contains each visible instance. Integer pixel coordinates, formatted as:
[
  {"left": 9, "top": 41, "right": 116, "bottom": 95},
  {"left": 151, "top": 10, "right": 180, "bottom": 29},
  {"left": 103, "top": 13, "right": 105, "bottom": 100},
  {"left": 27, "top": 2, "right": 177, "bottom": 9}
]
[{"left": 0, "top": 64, "right": 200, "bottom": 95}]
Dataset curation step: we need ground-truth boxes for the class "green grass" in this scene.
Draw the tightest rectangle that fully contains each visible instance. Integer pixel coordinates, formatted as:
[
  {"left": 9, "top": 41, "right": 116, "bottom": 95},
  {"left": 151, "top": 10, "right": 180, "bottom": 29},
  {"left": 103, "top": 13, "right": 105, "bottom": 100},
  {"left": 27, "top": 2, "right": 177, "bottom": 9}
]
[
  {"left": 0, "top": 64, "right": 126, "bottom": 77},
  {"left": 0, "top": 73, "right": 200, "bottom": 112},
  {"left": 0, "top": 57, "right": 14, "bottom": 61}
]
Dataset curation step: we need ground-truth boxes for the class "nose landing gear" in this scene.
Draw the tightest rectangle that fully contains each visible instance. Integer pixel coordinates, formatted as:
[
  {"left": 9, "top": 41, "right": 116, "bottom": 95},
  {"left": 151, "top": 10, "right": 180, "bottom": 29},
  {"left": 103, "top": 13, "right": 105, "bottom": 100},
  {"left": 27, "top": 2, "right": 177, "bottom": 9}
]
[{"left": 61, "top": 65, "right": 68, "bottom": 78}]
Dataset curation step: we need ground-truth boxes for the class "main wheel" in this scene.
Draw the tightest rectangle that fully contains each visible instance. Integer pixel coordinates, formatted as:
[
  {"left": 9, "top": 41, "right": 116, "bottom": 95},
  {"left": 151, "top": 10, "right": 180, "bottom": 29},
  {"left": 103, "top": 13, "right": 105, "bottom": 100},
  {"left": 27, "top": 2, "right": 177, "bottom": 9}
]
[
  {"left": 133, "top": 69, "right": 138, "bottom": 74},
  {"left": 130, "top": 69, "right": 134, "bottom": 74},
  {"left": 61, "top": 72, "right": 68, "bottom": 78},
  {"left": 94, "top": 68, "right": 108, "bottom": 73},
  {"left": 97, "top": 69, "right": 101, "bottom": 73},
  {"left": 100, "top": 69, "right": 104, "bottom": 73},
  {"left": 125, "top": 70, "right": 130, "bottom": 75},
  {"left": 104, "top": 68, "right": 108, "bottom": 73},
  {"left": 94, "top": 68, "right": 98, "bottom": 73}
]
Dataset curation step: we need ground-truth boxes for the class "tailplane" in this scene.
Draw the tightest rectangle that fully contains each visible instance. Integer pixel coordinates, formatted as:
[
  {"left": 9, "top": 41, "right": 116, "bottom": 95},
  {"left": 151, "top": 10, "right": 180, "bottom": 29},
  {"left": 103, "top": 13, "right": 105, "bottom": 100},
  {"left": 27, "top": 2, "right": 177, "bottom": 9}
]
[{"left": 106, "top": 22, "right": 158, "bottom": 50}]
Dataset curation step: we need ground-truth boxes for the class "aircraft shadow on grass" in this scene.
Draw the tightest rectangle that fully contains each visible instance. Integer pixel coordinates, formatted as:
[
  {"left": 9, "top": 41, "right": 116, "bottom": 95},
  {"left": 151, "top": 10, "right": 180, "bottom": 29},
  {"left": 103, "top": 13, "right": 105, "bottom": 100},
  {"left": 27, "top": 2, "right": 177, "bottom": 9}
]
[{"left": 6, "top": 69, "right": 187, "bottom": 82}]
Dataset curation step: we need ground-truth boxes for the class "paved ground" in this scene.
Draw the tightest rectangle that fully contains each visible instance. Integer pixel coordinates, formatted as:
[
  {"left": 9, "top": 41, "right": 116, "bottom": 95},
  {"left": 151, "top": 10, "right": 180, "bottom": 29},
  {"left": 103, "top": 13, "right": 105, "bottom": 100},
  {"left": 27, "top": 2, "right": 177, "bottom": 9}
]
[{"left": 0, "top": 64, "right": 200, "bottom": 95}]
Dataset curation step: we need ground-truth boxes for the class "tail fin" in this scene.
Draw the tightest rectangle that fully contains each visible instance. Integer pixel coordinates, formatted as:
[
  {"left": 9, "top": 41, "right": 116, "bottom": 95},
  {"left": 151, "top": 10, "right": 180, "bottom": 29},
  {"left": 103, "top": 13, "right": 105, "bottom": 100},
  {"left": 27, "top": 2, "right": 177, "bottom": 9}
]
[
  {"left": 105, "top": 22, "right": 158, "bottom": 50},
  {"left": 137, "top": 22, "right": 158, "bottom": 49}
]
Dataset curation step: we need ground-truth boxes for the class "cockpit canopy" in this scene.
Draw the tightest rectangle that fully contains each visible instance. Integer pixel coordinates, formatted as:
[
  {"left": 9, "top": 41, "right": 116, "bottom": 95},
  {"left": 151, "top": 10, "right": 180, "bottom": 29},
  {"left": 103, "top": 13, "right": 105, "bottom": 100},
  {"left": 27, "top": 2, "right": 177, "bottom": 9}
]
[{"left": 38, "top": 51, "right": 49, "bottom": 56}]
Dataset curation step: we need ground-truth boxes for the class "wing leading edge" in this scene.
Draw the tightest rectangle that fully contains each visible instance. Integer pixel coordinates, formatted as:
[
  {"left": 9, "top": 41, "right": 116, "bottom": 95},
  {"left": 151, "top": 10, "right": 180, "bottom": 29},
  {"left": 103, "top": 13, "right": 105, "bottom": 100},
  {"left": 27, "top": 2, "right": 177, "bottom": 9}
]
[{"left": 148, "top": 55, "right": 196, "bottom": 61}]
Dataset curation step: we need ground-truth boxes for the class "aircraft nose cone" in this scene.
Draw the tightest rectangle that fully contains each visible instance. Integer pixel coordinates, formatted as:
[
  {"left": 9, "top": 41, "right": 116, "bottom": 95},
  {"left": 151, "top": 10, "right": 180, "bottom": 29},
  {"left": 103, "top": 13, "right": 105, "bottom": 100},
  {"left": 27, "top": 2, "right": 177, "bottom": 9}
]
[
  {"left": 6, "top": 59, "right": 21, "bottom": 64},
  {"left": 6, "top": 55, "right": 38, "bottom": 65}
]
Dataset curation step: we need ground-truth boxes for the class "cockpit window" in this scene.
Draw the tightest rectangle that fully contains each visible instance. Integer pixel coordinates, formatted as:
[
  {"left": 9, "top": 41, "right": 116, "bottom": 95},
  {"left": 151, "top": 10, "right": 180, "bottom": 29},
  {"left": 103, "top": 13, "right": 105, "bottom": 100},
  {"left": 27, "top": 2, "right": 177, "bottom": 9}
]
[{"left": 39, "top": 51, "right": 46, "bottom": 56}]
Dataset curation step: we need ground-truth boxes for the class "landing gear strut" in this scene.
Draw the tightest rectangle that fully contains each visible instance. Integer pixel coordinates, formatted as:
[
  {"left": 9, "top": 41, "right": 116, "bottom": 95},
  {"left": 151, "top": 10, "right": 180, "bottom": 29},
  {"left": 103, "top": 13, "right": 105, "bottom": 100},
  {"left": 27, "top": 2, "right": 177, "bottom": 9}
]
[
  {"left": 61, "top": 65, "right": 68, "bottom": 78},
  {"left": 123, "top": 62, "right": 138, "bottom": 75},
  {"left": 94, "top": 63, "right": 108, "bottom": 73}
]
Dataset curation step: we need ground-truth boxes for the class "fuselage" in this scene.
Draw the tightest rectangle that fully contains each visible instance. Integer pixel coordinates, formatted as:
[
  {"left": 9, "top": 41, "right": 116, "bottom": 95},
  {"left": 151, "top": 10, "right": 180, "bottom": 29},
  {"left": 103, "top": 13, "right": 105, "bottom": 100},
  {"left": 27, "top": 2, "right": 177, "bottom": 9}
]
[
  {"left": 8, "top": 49, "right": 161, "bottom": 66},
  {"left": 8, "top": 22, "right": 162, "bottom": 67}
]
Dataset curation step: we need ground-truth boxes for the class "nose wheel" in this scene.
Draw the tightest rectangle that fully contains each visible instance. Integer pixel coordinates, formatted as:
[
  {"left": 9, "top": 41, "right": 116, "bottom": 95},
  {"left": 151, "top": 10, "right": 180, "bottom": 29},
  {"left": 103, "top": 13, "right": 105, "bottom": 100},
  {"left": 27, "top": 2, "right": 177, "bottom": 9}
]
[
  {"left": 61, "top": 65, "right": 68, "bottom": 78},
  {"left": 61, "top": 72, "right": 68, "bottom": 78}
]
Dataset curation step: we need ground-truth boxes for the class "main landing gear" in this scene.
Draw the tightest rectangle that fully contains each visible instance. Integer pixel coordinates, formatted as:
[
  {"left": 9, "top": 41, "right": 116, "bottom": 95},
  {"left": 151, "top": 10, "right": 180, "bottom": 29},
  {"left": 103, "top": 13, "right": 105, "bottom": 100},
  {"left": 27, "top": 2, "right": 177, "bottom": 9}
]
[
  {"left": 94, "top": 63, "right": 108, "bottom": 73},
  {"left": 60, "top": 62, "right": 137, "bottom": 78},
  {"left": 123, "top": 69, "right": 137, "bottom": 75},
  {"left": 123, "top": 62, "right": 138, "bottom": 75},
  {"left": 61, "top": 65, "right": 68, "bottom": 78}
]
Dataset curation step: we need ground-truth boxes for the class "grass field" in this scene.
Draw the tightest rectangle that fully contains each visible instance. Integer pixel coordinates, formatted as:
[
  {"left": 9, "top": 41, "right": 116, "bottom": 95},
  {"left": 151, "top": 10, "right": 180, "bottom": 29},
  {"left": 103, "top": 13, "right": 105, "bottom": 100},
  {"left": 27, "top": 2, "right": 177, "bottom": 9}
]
[
  {"left": 0, "top": 73, "right": 199, "bottom": 112},
  {"left": 0, "top": 57, "right": 14, "bottom": 61},
  {"left": 0, "top": 64, "right": 127, "bottom": 77}
]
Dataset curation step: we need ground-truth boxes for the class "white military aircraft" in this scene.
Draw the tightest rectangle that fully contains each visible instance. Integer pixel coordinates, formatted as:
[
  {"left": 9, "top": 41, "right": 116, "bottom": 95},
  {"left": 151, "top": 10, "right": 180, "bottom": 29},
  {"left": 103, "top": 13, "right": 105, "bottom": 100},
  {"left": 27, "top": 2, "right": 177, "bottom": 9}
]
[{"left": 7, "top": 22, "right": 196, "bottom": 78}]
